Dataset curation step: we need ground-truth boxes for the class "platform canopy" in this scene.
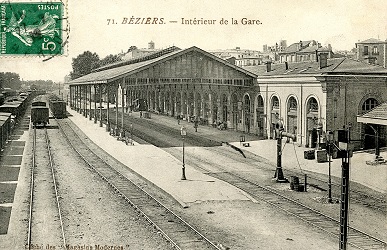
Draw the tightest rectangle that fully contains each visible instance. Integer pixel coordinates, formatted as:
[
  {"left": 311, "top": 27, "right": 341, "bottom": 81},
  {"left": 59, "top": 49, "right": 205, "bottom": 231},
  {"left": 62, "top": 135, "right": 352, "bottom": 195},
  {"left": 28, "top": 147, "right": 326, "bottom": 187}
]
[
  {"left": 357, "top": 102, "right": 387, "bottom": 126},
  {"left": 69, "top": 46, "right": 257, "bottom": 85}
]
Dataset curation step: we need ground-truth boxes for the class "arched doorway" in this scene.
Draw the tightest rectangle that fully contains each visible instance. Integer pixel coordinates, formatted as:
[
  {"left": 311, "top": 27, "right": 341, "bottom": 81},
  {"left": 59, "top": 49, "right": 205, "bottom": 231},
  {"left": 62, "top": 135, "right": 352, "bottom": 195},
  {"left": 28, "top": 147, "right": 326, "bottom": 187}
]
[
  {"left": 188, "top": 92, "right": 194, "bottom": 120},
  {"left": 256, "top": 95, "right": 265, "bottom": 137},
  {"left": 203, "top": 93, "right": 210, "bottom": 125},
  {"left": 231, "top": 94, "right": 239, "bottom": 130},
  {"left": 361, "top": 98, "right": 379, "bottom": 149},
  {"left": 306, "top": 97, "right": 319, "bottom": 148},
  {"left": 165, "top": 91, "right": 170, "bottom": 115},
  {"left": 176, "top": 92, "right": 181, "bottom": 116},
  {"left": 270, "top": 96, "right": 280, "bottom": 138},
  {"left": 222, "top": 94, "right": 228, "bottom": 125},
  {"left": 170, "top": 92, "right": 175, "bottom": 117},
  {"left": 196, "top": 93, "right": 202, "bottom": 120},
  {"left": 159, "top": 91, "right": 164, "bottom": 113},
  {"left": 287, "top": 96, "right": 298, "bottom": 134},
  {"left": 182, "top": 92, "right": 188, "bottom": 119},
  {"left": 212, "top": 93, "right": 218, "bottom": 126},
  {"left": 244, "top": 95, "right": 251, "bottom": 133}
]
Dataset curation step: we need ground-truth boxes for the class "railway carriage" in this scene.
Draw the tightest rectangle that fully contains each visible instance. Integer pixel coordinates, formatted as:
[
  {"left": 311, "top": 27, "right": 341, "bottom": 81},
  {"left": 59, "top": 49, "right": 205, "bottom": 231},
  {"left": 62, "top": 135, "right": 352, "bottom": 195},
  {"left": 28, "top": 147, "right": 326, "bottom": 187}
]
[
  {"left": 50, "top": 101, "right": 67, "bottom": 118},
  {"left": 0, "top": 102, "right": 23, "bottom": 120},
  {"left": 0, "top": 112, "right": 12, "bottom": 150},
  {"left": 48, "top": 94, "right": 67, "bottom": 118},
  {"left": 31, "top": 96, "right": 49, "bottom": 127}
]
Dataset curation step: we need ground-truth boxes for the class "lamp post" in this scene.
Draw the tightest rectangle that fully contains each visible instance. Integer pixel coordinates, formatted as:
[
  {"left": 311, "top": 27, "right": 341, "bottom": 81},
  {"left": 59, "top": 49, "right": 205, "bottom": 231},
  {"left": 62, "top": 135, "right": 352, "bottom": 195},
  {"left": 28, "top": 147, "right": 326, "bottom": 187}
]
[
  {"left": 181, "top": 126, "right": 187, "bottom": 180},
  {"left": 327, "top": 130, "right": 333, "bottom": 203}
]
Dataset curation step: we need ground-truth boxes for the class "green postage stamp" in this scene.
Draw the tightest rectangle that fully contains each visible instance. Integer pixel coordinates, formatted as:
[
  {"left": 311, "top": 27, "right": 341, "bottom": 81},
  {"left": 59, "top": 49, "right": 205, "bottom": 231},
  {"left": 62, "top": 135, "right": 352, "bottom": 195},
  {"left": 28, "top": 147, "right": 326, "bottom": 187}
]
[{"left": 0, "top": 1, "right": 66, "bottom": 56}]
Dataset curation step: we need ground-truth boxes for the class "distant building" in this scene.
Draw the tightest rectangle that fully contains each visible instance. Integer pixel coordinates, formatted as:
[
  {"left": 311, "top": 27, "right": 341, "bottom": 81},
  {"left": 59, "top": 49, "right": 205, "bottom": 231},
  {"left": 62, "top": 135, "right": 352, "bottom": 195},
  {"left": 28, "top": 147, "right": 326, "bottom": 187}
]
[
  {"left": 355, "top": 38, "right": 387, "bottom": 68},
  {"left": 333, "top": 49, "right": 356, "bottom": 60},
  {"left": 122, "top": 41, "right": 160, "bottom": 60},
  {"left": 261, "top": 40, "right": 287, "bottom": 62},
  {"left": 209, "top": 47, "right": 262, "bottom": 66},
  {"left": 64, "top": 75, "right": 71, "bottom": 83},
  {"left": 262, "top": 40, "right": 287, "bottom": 53},
  {"left": 279, "top": 40, "right": 334, "bottom": 63}
]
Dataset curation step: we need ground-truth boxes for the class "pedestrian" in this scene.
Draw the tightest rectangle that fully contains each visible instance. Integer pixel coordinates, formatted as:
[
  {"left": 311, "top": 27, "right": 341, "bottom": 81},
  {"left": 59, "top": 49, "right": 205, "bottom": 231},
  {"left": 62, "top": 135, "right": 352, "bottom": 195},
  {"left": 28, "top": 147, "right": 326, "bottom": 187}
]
[
  {"left": 140, "top": 111, "right": 142, "bottom": 118},
  {"left": 194, "top": 119, "right": 198, "bottom": 132},
  {"left": 177, "top": 115, "right": 180, "bottom": 124}
]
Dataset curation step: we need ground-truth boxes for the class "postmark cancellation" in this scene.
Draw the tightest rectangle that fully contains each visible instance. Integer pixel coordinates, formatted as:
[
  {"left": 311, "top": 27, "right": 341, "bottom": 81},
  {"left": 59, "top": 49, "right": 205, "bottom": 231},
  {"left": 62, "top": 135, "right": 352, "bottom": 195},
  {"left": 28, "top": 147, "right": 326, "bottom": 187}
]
[{"left": 0, "top": 1, "right": 68, "bottom": 56}]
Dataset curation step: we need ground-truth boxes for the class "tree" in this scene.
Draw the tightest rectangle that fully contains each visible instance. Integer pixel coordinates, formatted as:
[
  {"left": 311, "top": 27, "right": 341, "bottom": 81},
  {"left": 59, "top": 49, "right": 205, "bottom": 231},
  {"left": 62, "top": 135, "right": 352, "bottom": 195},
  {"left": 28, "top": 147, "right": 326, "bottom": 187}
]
[
  {"left": 98, "top": 54, "right": 122, "bottom": 67},
  {"left": 0, "top": 72, "right": 21, "bottom": 90},
  {"left": 70, "top": 51, "right": 100, "bottom": 80}
]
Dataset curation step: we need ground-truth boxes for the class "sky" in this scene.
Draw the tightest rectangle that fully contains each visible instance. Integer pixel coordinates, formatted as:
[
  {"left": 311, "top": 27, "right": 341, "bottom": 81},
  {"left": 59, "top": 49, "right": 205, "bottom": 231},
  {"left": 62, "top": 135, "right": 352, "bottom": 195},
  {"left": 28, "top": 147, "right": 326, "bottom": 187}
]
[{"left": 0, "top": 0, "right": 386, "bottom": 82}]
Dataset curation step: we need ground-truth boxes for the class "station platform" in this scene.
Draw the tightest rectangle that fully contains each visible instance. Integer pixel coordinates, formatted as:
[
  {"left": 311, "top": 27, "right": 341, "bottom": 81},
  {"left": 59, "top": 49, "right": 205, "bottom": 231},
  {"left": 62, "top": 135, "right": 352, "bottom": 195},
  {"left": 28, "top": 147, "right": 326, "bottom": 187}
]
[
  {"left": 70, "top": 107, "right": 387, "bottom": 199},
  {"left": 68, "top": 109, "right": 255, "bottom": 207}
]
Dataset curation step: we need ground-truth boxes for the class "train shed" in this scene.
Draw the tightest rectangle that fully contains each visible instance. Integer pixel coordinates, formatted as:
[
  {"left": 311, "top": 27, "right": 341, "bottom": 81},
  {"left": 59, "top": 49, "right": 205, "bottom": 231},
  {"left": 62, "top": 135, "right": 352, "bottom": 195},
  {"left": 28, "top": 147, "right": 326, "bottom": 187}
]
[{"left": 69, "top": 46, "right": 258, "bottom": 131}]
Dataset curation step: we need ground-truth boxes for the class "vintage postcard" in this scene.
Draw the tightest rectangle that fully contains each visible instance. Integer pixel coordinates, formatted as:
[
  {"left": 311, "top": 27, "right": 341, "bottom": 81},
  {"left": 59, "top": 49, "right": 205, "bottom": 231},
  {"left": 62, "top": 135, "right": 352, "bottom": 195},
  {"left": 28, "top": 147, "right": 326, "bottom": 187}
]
[{"left": 0, "top": 0, "right": 386, "bottom": 250}]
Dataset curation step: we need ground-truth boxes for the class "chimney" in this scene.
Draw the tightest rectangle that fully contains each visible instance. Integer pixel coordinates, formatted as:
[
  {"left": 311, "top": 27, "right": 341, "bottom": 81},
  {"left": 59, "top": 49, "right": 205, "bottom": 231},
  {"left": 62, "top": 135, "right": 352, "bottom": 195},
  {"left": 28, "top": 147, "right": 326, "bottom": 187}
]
[
  {"left": 299, "top": 40, "right": 303, "bottom": 50},
  {"left": 318, "top": 53, "right": 328, "bottom": 69},
  {"left": 148, "top": 41, "right": 155, "bottom": 49},
  {"left": 285, "top": 61, "right": 289, "bottom": 70},
  {"left": 266, "top": 61, "right": 272, "bottom": 72},
  {"left": 315, "top": 50, "right": 319, "bottom": 62}
]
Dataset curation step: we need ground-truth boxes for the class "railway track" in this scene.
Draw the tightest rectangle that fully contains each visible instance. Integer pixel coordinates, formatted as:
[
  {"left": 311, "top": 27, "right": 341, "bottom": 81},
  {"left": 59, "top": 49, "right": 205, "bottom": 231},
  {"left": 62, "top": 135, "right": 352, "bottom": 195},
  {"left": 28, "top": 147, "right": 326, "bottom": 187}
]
[
  {"left": 57, "top": 119, "right": 222, "bottom": 250},
  {"left": 298, "top": 171, "right": 386, "bottom": 212},
  {"left": 168, "top": 145, "right": 387, "bottom": 250},
  {"left": 109, "top": 110, "right": 385, "bottom": 212},
  {"left": 27, "top": 127, "right": 66, "bottom": 249},
  {"left": 213, "top": 144, "right": 386, "bottom": 212}
]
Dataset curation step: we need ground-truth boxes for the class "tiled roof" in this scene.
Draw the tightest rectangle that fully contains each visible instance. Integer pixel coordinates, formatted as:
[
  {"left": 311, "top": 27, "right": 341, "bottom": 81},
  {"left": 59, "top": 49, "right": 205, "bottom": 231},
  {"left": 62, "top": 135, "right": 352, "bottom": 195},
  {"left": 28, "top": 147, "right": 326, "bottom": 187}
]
[
  {"left": 243, "top": 57, "right": 387, "bottom": 76},
  {"left": 69, "top": 50, "right": 183, "bottom": 84},
  {"left": 357, "top": 38, "right": 387, "bottom": 44},
  {"left": 357, "top": 102, "right": 387, "bottom": 125},
  {"left": 360, "top": 103, "right": 387, "bottom": 119},
  {"left": 280, "top": 40, "right": 317, "bottom": 54}
]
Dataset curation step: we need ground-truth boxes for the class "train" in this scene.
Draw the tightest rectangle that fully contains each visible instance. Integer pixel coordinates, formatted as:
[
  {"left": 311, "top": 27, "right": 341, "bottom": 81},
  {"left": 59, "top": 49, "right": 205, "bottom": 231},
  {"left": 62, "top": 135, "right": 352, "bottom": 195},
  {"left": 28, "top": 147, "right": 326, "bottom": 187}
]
[
  {"left": 0, "top": 91, "right": 31, "bottom": 150},
  {"left": 0, "top": 112, "right": 12, "bottom": 150},
  {"left": 0, "top": 96, "right": 30, "bottom": 122},
  {"left": 30, "top": 94, "right": 68, "bottom": 127},
  {"left": 31, "top": 95, "right": 50, "bottom": 127},
  {"left": 48, "top": 94, "right": 67, "bottom": 119}
]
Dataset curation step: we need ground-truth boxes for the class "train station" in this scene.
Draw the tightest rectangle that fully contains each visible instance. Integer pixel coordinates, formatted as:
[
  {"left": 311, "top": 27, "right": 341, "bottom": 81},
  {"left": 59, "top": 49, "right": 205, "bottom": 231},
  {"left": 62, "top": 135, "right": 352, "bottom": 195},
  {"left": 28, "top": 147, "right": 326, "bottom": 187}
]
[
  {"left": 1, "top": 0, "right": 387, "bottom": 248},
  {"left": 68, "top": 45, "right": 387, "bottom": 150}
]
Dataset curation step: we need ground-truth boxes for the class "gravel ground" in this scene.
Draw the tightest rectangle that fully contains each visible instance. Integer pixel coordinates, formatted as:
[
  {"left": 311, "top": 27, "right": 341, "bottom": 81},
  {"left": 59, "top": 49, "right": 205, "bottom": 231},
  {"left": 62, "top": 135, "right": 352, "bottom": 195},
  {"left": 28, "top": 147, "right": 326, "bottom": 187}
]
[
  {"left": 2, "top": 113, "right": 385, "bottom": 250},
  {"left": 46, "top": 125, "right": 175, "bottom": 250}
]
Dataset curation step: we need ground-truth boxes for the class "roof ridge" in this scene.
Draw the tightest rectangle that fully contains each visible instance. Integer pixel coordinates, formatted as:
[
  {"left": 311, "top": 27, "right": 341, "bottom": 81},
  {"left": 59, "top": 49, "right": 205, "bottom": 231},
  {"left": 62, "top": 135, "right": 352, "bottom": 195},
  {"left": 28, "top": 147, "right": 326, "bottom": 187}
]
[{"left": 330, "top": 57, "right": 346, "bottom": 71}]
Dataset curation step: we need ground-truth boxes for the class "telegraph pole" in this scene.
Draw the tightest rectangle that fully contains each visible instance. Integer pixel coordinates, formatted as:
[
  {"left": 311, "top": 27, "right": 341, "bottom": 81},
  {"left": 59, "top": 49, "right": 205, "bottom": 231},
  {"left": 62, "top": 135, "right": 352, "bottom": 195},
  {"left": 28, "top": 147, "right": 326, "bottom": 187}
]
[{"left": 339, "top": 125, "right": 351, "bottom": 250}]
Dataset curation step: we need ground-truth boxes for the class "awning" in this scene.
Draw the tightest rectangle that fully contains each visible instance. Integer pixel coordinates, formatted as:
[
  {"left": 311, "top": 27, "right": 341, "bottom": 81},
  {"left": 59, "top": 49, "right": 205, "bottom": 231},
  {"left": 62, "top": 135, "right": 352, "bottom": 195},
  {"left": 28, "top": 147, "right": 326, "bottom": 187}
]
[{"left": 357, "top": 102, "right": 387, "bottom": 126}]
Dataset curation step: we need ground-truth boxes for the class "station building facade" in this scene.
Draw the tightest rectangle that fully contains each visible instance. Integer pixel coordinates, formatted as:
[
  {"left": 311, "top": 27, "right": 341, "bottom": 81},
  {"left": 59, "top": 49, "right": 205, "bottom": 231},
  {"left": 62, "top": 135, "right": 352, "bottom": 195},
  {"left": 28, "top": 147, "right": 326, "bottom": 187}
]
[{"left": 69, "top": 46, "right": 387, "bottom": 149}]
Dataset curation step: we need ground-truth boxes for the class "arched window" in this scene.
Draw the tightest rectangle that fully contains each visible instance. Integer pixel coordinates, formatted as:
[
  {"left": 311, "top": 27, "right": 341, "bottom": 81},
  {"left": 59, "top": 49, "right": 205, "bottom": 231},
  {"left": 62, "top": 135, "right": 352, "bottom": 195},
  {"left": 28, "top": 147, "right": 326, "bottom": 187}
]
[
  {"left": 362, "top": 98, "right": 378, "bottom": 113},
  {"left": 307, "top": 97, "right": 318, "bottom": 112},
  {"left": 272, "top": 96, "right": 279, "bottom": 110},
  {"left": 288, "top": 97, "right": 297, "bottom": 111}
]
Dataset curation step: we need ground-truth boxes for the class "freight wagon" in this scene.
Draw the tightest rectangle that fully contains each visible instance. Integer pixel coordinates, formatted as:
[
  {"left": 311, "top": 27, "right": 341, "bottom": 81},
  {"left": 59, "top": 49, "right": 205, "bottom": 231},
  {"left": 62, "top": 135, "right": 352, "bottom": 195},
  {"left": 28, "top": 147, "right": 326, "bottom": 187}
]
[
  {"left": 0, "top": 112, "right": 12, "bottom": 150},
  {"left": 31, "top": 96, "right": 49, "bottom": 127},
  {"left": 48, "top": 94, "right": 67, "bottom": 118}
]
